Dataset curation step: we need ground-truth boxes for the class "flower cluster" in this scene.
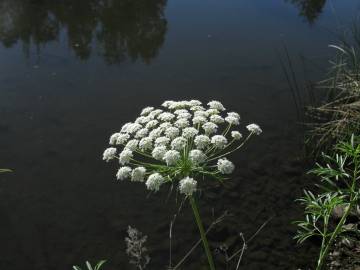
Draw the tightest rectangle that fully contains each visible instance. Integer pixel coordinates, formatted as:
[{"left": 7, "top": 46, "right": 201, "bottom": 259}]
[{"left": 103, "top": 100, "right": 262, "bottom": 196}]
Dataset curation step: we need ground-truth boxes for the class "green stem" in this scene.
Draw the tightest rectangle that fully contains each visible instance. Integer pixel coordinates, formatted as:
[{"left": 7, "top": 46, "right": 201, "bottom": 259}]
[{"left": 189, "top": 196, "right": 216, "bottom": 270}]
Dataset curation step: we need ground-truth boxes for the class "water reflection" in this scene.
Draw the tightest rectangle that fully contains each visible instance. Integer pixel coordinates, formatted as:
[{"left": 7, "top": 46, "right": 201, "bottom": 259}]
[
  {"left": 288, "top": 0, "right": 326, "bottom": 24},
  {"left": 0, "top": 0, "right": 167, "bottom": 64}
]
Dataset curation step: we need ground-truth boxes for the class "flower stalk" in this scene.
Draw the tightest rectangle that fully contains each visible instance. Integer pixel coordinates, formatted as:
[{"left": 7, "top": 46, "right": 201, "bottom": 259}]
[{"left": 189, "top": 195, "right": 216, "bottom": 270}]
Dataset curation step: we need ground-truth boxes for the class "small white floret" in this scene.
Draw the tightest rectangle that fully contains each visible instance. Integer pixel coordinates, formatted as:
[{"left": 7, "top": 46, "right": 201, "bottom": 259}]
[
  {"left": 182, "top": 127, "right": 199, "bottom": 139},
  {"left": 163, "top": 150, "right": 180, "bottom": 165},
  {"left": 189, "top": 150, "right": 207, "bottom": 165},
  {"left": 246, "top": 123, "right": 262, "bottom": 135},
  {"left": 179, "top": 177, "right": 197, "bottom": 196},
  {"left": 139, "top": 137, "right": 153, "bottom": 151},
  {"left": 125, "top": 139, "right": 139, "bottom": 151},
  {"left": 116, "top": 166, "right": 132, "bottom": 180},
  {"left": 155, "top": 136, "right": 170, "bottom": 147},
  {"left": 131, "top": 167, "right": 146, "bottom": 182},
  {"left": 146, "top": 173, "right": 165, "bottom": 192},
  {"left": 103, "top": 147, "right": 117, "bottom": 162},
  {"left": 217, "top": 158, "right": 235, "bottom": 174},
  {"left": 152, "top": 146, "right": 167, "bottom": 160},
  {"left": 119, "top": 149, "right": 133, "bottom": 165},
  {"left": 211, "top": 135, "right": 228, "bottom": 149},
  {"left": 207, "top": 100, "right": 225, "bottom": 111},
  {"left": 231, "top": 131, "right": 243, "bottom": 140},
  {"left": 210, "top": 114, "right": 225, "bottom": 124},
  {"left": 140, "top": 106, "right": 154, "bottom": 116},
  {"left": 165, "top": 127, "right": 180, "bottom": 139},
  {"left": 202, "top": 122, "right": 218, "bottom": 135},
  {"left": 194, "top": 135, "right": 210, "bottom": 150},
  {"left": 109, "top": 133, "right": 121, "bottom": 145}
]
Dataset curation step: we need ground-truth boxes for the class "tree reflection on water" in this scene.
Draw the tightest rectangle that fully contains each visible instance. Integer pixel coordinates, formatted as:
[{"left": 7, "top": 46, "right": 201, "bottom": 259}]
[
  {"left": 0, "top": 0, "right": 167, "bottom": 64},
  {"left": 287, "top": 0, "right": 326, "bottom": 24}
]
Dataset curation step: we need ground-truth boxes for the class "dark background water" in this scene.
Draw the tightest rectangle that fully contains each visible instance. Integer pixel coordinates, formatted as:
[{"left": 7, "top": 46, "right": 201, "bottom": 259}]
[{"left": 0, "top": 0, "right": 360, "bottom": 269}]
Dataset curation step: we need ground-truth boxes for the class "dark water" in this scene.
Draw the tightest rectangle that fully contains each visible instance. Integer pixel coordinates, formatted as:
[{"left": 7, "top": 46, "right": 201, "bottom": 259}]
[{"left": 0, "top": 0, "right": 360, "bottom": 269}]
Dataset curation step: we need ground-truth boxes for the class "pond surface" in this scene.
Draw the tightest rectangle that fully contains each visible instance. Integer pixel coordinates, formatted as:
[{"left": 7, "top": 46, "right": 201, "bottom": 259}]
[{"left": 0, "top": 0, "right": 360, "bottom": 269}]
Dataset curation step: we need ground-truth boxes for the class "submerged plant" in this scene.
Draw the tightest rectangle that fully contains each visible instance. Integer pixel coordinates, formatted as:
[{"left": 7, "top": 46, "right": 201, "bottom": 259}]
[
  {"left": 103, "top": 100, "right": 262, "bottom": 269},
  {"left": 125, "top": 226, "right": 150, "bottom": 270},
  {"left": 294, "top": 135, "right": 360, "bottom": 270}
]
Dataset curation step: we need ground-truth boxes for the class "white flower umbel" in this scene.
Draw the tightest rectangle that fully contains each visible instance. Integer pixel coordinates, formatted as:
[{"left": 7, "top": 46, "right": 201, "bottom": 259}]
[
  {"left": 104, "top": 100, "right": 262, "bottom": 270},
  {"left": 103, "top": 147, "right": 117, "bottom": 162},
  {"left": 104, "top": 100, "right": 261, "bottom": 195},
  {"left": 179, "top": 177, "right": 197, "bottom": 196}
]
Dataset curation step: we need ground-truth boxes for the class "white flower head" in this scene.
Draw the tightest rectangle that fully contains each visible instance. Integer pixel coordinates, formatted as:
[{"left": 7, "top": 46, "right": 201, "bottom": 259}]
[
  {"left": 116, "top": 133, "right": 130, "bottom": 145},
  {"left": 163, "top": 150, "right": 180, "bottom": 165},
  {"left": 225, "top": 115, "right": 240, "bottom": 125},
  {"left": 127, "top": 123, "right": 142, "bottom": 134},
  {"left": 182, "top": 127, "right": 199, "bottom": 139},
  {"left": 103, "top": 147, "right": 117, "bottom": 162},
  {"left": 135, "top": 128, "right": 149, "bottom": 139},
  {"left": 211, "top": 135, "right": 228, "bottom": 149},
  {"left": 145, "top": 120, "right": 159, "bottom": 129},
  {"left": 146, "top": 173, "right": 166, "bottom": 192},
  {"left": 217, "top": 158, "right": 235, "bottom": 174},
  {"left": 175, "top": 118, "right": 190, "bottom": 128},
  {"left": 109, "top": 133, "right": 120, "bottom": 145},
  {"left": 192, "top": 116, "right": 207, "bottom": 125},
  {"left": 207, "top": 100, "right": 225, "bottom": 111},
  {"left": 165, "top": 126, "right": 180, "bottom": 139},
  {"left": 149, "top": 109, "right": 163, "bottom": 118},
  {"left": 125, "top": 139, "right": 139, "bottom": 151},
  {"left": 202, "top": 122, "right": 218, "bottom": 135},
  {"left": 159, "top": 122, "right": 172, "bottom": 130},
  {"left": 194, "top": 110, "right": 209, "bottom": 118},
  {"left": 210, "top": 114, "right": 225, "bottom": 124},
  {"left": 246, "top": 123, "right": 262, "bottom": 135},
  {"left": 119, "top": 149, "right": 133, "bottom": 165},
  {"left": 194, "top": 135, "right": 210, "bottom": 150},
  {"left": 177, "top": 112, "right": 192, "bottom": 119},
  {"left": 231, "top": 131, "right": 243, "bottom": 140},
  {"left": 131, "top": 167, "right": 146, "bottom": 182},
  {"left": 170, "top": 136, "right": 187, "bottom": 151},
  {"left": 141, "top": 106, "right": 154, "bottom": 116},
  {"left": 190, "top": 105, "right": 206, "bottom": 111},
  {"left": 135, "top": 116, "right": 150, "bottom": 125},
  {"left": 162, "top": 100, "right": 175, "bottom": 108},
  {"left": 179, "top": 177, "right": 197, "bottom": 196},
  {"left": 149, "top": 127, "right": 163, "bottom": 140},
  {"left": 189, "top": 100, "right": 202, "bottom": 106},
  {"left": 189, "top": 150, "right": 207, "bottom": 165},
  {"left": 139, "top": 137, "right": 153, "bottom": 151},
  {"left": 152, "top": 146, "right": 167, "bottom": 160},
  {"left": 155, "top": 136, "right": 171, "bottom": 147},
  {"left": 206, "top": 109, "right": 220, "bottom": 115},
  {"left": 121, "top": 122, "right": 133, "bottom": 133},
  {"left": 174, "top": 109, "right": 189, "bottom": 115},
  {"left": 158, "top": 112, "right": 175, "bottom": 122},
  {"left": 116, "top": 166, "right": 132, "bottom": 180}
]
